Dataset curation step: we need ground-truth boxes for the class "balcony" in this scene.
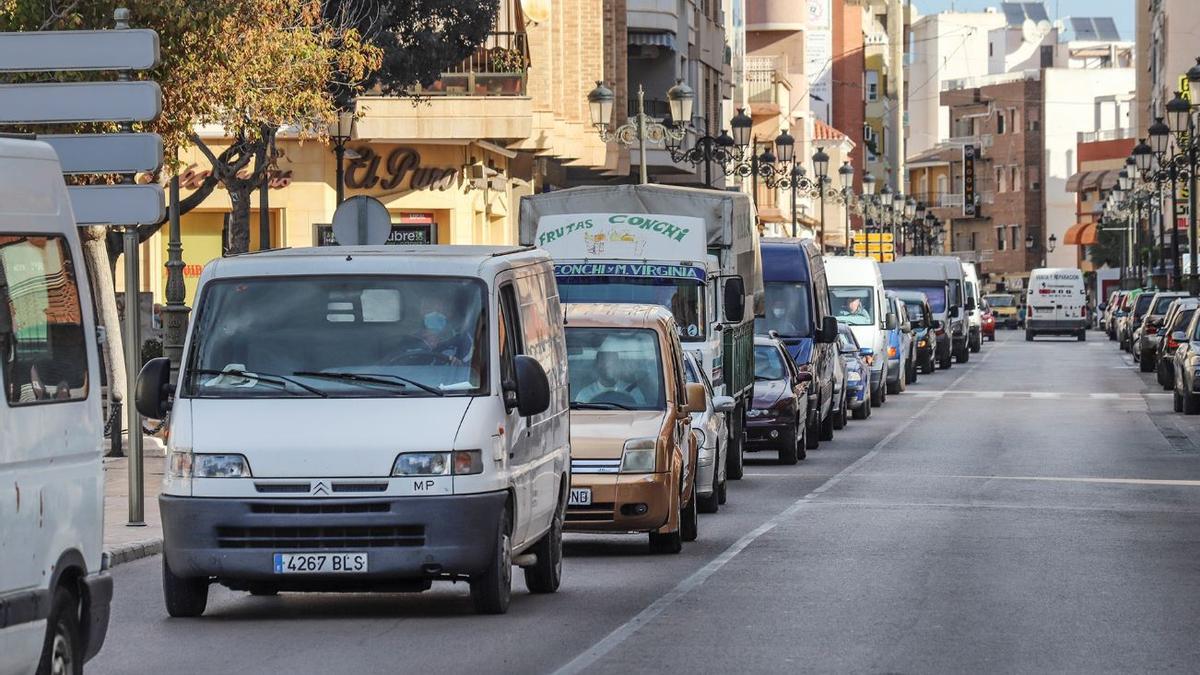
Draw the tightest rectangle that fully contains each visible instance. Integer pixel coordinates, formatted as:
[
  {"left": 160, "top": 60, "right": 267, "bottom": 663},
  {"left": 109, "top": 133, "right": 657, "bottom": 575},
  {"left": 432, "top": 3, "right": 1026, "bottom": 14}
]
[
  {"left": 746, "top": 56, "right": 787, "bottom": 105},
  {"left": 409, "top": 32, "right": 529, "bottom": 97}
]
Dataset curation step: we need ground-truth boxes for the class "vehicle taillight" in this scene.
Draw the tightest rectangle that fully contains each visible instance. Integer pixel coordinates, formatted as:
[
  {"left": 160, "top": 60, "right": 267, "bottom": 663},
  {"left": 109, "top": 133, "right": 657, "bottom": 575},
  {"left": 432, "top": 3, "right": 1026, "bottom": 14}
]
[
  {"left": 1080, "top": 306, "right": 1087, "bottom": 317},
  {"left": 1168, "top": 335, "right": 1180, "bottom": 349},
  {"left": 1027, "top": 305, "right": 1034, "bottom": 317}
]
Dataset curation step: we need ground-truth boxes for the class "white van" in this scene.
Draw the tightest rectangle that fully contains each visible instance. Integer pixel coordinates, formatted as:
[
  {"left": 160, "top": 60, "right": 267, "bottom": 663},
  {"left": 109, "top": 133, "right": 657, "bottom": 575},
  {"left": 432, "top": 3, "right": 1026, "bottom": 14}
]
[
  {"left": 0, "top": 139, "right": 111, "bottom": 674},
  {"left": 1025, "top": 267, "right": 1088, "bottom": 341},
  {"left": 962, "top": 262, "right": 983, "bottom": 353},
  {"left": 824, "top": 256, "right": 897, "bottom": 407},
  {"left": 136, "top": 245, "right": 570, "bottom": 615}
]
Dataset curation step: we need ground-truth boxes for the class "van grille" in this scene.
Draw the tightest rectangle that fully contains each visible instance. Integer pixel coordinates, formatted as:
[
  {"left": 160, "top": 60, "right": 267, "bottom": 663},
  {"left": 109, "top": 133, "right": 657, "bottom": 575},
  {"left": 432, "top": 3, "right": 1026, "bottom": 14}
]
[
  {"left": 216, "top": 525, "right": 425, "bottom": 549},
  {"left": 565, "top": 503, "right": 615, "bottom": 523},
  {"left": 332, "top": 482, "right": 388, "bottom": 493},
  {"left": 254, "top": 483, "right": 309, "bottom": 494},
  {"left": 248, "top": 502, "right": 389, "bottom": 515}
]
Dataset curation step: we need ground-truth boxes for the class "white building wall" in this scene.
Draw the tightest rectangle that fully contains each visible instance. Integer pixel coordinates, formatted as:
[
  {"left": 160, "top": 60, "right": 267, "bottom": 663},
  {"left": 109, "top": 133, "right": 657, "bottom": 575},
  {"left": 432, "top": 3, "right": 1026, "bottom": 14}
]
[
  {"left": 1043, "top": 67, "right": 1136, "bottom": 268},
  {"left": 908, "top": 10, "right": 1006, "bottom": 156}
]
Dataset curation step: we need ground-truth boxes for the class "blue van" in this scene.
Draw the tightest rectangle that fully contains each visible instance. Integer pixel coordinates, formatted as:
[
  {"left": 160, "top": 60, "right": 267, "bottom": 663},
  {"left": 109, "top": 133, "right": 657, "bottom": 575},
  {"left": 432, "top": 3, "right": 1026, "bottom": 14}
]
[{"left": 757, "top": 239, "right": 840, "bottom": 449}]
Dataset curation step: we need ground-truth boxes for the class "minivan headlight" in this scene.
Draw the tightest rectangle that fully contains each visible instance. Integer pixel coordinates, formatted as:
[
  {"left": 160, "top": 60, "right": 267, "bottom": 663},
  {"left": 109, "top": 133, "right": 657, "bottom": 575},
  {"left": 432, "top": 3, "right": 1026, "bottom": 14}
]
[
  {"left": 185, "top": 453, "right": 252, "bottom": 478},
  {"left": 620, "top": 438, "right": 657, "bottom": 473},
  {"left": 391, "top": 450, "right": 482, "bottom": 476}
]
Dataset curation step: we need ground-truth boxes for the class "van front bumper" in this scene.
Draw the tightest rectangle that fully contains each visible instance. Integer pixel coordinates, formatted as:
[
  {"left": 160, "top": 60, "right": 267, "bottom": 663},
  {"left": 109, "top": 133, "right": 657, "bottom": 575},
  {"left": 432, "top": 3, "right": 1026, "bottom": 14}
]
[
  {"left": 159, "top": 492, "right": 506, "bottom": 582},
  {"left": 565, "top": 473, "right": 672, "bottom": 533}
]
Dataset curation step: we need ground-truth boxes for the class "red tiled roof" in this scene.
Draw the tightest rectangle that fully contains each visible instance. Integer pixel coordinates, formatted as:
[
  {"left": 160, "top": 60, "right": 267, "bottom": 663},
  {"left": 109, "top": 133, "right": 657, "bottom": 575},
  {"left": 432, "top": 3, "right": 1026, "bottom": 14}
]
[{"left": 813, "top": 119, "right": 849, "bottom": 142}]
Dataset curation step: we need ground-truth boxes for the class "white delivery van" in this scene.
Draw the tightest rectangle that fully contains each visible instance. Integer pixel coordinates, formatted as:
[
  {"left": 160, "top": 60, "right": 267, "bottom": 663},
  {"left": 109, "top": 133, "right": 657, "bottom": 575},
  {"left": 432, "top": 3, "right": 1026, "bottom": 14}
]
[
  {"left": 824, "top": 256, "right": 897, "bottom": 407},
  {"left": 135, "top": 245, "right": 570, "bottom": 615},
  {"left": 1025, "top": 267, "right": 1088, "bottom": 341},
  {"left": 962, "top": 262, "right": 983, "bottom": 353},
  {"left": 0, "top": 138, "right": 111, "bottom": 674}
]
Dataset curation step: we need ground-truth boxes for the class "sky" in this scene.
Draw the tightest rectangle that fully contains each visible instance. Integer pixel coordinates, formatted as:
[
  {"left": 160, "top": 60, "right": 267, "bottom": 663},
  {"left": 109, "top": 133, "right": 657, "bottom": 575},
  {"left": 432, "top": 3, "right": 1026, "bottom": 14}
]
[{"left": 912, "top": 0, "right": 1135, "bottom": 40}]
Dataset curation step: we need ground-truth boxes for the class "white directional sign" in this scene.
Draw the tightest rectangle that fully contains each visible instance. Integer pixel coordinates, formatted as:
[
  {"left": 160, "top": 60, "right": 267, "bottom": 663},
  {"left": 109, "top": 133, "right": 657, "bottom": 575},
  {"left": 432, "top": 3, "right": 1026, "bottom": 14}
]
[
  {"left": 68, "top": 185, "right": 165, "bottom": 225},
  {"left": 0, "top": 29, "right": 159, "bottom": 71},
  {"left": 0, "top": 81, "right": 161, "bottom": 124},
  {"left": 41, "top": 133, "right": 163, "bottom": 174}
]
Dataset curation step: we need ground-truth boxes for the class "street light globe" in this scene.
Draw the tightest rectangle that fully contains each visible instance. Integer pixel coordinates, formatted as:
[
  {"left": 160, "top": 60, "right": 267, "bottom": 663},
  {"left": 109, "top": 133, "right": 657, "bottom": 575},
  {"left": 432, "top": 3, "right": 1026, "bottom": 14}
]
[
  {"left": 862, "top": 171, "right": 876, "bottom": 196},
  {"left": 811, "top": 147, "right": 830, "bottom": 179},
  {"left": 838, "top": 161, "right": 854, "bottom": 183},
  {"left": 774, "top": 129, "right": 795, "bottom": 164},
  {"left": 666, "top": 79, "right": 695, "bottom": 128},
  {"left": 586, "top": 81, "right": 615, "bottom": 128},
  {"left": 915, "top": 200, "right": 927, "bottom": 218},
  {"left": 1167, "top": 91, "right": 1191, "bottom": 135},
  {"left": 1132, "top": 139, "right": 1154, "bottom": 173},
  {"left": 879, "top": 184, "right": 893, "bottom": 204},
  {"left": 1149, "top": 117, "right": 1171, "bottom": 156},
  {"left": 893, "top": 190, "right": 905, "bottom": 211},
  {"left": 1188, "top": 57, "right": 1200, "bottom": 100},
  {"left": 1048, "top": 233, "right": 1057, "bottom": 252},
  {"left": 730, "top": 108, "right": 753, "bottom": 149},
  {"left": 904, "top": 196, "right": 916, "bottom": 220},
  {"left": 1117, "top": 168, "right": 1131, "bottom": 191},
  {"left": 716, "top": 129, "right": 735, "bottom": 147}
]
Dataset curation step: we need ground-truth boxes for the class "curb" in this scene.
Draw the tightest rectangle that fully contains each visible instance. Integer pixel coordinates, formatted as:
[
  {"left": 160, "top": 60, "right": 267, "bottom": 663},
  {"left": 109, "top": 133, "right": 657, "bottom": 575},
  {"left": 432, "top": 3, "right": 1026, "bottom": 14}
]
[{"left": 103, "top": 537, "right": 163, "bottom": 570}]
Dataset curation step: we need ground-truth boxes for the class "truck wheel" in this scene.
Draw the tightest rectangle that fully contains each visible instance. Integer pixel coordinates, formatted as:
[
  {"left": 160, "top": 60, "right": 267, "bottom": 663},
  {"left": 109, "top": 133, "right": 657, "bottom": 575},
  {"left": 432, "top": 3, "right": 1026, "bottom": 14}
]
[
  {"left": 725, "top": 407, "right": 744, "bottom": 480},
  {"left": 680, "top": 480, "right": 698, "bottom": 542},
  {"left": 163, "top": 555, "right": 209, "bottom": 618},
  {"left": 470, "top": 506, "right": 512, "bottom": 614},
  {"left": 37, "top": 586, "right": 81, "bottom": 675},
  {"left": 778, "top": 421, "right": 799, "bottom": 465},
  {"left": 524, "top": 496, "right": 563, "bottom": 594}
]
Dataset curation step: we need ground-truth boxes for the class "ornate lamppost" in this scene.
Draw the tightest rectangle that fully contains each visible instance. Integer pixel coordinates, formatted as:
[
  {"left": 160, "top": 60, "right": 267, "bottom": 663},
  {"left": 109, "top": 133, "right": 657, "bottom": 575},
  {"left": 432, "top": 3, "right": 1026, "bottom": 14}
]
[
  {"left": 330, "top": 106, "right": 354, "bottom": 205},
  {"left": 587, "top": 80, "right": 693, "bottom": 185}
]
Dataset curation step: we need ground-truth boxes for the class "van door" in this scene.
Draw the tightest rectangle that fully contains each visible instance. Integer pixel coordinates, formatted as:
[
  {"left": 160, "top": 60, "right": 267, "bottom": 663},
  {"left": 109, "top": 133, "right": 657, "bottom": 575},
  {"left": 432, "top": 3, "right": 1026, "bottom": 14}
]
[{"left": 497, "top": 279, "right": 534, "bottom": 546}]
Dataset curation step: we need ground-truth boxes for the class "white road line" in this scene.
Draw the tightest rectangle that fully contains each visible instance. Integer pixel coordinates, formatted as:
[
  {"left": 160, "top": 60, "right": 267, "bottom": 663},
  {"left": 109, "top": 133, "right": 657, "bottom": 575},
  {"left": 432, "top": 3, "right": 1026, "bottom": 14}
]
[
  {"left": 551, "top": 341, "right": 996, "bottom": 675},
  {"left": 1030, "top": 392, "right": 1060, "bottom": 399},
  {"left": 948, "top": 474, "right": 1200, "bottom": 488}
]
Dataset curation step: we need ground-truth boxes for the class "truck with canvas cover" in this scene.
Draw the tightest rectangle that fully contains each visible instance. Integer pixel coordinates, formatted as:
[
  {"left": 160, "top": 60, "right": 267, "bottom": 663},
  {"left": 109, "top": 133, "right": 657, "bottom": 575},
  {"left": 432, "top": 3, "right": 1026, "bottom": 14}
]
[{"left": 519, "top": 184, "right": 762, "bottom": 480}]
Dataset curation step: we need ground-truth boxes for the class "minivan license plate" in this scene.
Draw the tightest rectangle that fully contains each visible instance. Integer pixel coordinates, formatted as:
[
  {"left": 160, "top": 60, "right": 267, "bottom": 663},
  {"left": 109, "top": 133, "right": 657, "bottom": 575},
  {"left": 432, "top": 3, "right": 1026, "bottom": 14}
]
[
  {"left": 273, "top": 552, "right": 368, "bottom": 574},
  {"left": 568, "top": 488, "right": 592, "bottom": 506}
]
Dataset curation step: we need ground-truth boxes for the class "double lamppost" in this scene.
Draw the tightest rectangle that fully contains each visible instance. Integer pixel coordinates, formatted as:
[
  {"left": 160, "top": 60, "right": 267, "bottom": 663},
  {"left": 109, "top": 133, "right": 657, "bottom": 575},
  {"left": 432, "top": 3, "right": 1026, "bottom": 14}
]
[
  {"left": 1150, "top": 57, "right": 1200, "bottom": 291},
  {"left": 586, "top": 80, "right": 693, "bottom": 185}
]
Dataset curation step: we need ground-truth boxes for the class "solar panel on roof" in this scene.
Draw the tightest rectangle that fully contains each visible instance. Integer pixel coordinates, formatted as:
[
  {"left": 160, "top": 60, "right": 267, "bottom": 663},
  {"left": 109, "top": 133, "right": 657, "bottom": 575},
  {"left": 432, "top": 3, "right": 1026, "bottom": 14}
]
[
  {"left": 1094, "top": 17, "right": 1120, "bottom": 40},
  {"left": 1024, "top": 2, "right": 1050, "bottom": 23},
  {"left": 1002, "top": 3, "right": 1026, "bottom": 26},
  {"left": 1070, "top": 17, "right": 1099, "bottom": 40}
]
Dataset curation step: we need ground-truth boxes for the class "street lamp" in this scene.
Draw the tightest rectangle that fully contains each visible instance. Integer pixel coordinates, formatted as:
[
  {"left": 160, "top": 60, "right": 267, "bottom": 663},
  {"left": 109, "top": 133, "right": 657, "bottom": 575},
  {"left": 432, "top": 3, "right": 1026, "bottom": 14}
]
[
  {"left": 839, "top": 161, "right": 854, "bottom": 251},
  {"left": 1048, "top": 233, "right": 1057, "bottom": 252},
  {"left": 1148, "top": 116, "right": 1183, "bottom": 288},
  {"left": 330, "top": 105, "right": 355, "bottom": 205},
  {"left": 587, "top": 80, "right": 687, "bottom": 184}
]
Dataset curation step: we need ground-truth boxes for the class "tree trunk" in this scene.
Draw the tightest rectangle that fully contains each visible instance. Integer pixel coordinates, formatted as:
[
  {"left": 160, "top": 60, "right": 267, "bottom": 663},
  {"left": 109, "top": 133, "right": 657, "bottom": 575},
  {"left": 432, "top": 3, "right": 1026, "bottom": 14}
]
[
  {"left": 228, "top": 187, "right": 252, "bottom": 254},
  {"left": 80, "top": 225, "right": 125, "bottom": 445}
]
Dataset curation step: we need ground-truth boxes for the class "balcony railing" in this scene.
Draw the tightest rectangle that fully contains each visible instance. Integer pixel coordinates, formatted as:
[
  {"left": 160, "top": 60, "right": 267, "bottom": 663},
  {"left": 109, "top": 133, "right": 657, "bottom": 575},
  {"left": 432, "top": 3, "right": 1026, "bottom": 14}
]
[
  {"left": 1078, "top": 128, "right": 1135, "bottom": 143},
  {"left": 409, "top": 32, "right": 529, "bottom": 97},
  {"left": 746, "top": 56, "right": 786, "bottom": 104}
]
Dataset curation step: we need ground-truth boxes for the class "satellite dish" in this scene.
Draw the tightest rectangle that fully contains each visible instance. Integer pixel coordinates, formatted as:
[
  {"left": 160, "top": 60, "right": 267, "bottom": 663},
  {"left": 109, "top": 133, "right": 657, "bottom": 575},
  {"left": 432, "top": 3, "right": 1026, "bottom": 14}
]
[
  {"left": 331, "top": 195, "right": 391, "bottom": 246},
  {"left": 1021, "top": 18, "right": 1040, "bottom": 44},
  {"left": 1037, "top": 19, "right": 1053, "bottom": 36}
]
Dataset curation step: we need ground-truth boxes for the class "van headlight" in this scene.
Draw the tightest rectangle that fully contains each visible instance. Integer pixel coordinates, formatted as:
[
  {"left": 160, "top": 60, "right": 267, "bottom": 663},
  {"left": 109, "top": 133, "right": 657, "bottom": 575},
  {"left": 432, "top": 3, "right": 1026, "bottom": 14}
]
[
  {"left": 391, "top": 450, "right": 482, "bottom": 476},
  {"left": 168, "top": 452, "right": 251, "bottom": 478},
  {"left": 620, "top": 438, "right": 657, "bottom": 473}
]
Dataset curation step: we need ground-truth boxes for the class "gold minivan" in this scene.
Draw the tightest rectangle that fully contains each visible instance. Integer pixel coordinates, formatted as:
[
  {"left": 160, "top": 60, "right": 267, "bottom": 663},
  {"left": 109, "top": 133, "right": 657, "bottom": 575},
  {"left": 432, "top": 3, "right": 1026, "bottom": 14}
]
[{"left": 563, "top": 303, "right": 706, "bottom": 554}]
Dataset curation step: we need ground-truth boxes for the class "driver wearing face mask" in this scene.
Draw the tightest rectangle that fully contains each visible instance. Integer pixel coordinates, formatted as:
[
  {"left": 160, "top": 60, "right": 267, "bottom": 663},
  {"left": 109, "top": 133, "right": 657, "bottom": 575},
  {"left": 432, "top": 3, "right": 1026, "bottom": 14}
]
[
  {"left": 768, "top": 295, "right": 802, "bottom": 336},
  {"left": 416, "top": 295, "right": 472, "bottom": 363}
]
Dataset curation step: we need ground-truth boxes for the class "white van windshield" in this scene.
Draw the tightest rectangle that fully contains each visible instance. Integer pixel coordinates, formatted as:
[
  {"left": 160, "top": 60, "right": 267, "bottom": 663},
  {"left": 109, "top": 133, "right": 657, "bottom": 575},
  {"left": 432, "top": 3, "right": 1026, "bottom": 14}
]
[
  {"left": 830, "top": 286, "right": 875, "bottom": 326},
  {"left": 566, "top": 328, "right": 665, "bottom": 410},
  {"left": 184, "top": 276, "right": 487, "bottom": 398}
]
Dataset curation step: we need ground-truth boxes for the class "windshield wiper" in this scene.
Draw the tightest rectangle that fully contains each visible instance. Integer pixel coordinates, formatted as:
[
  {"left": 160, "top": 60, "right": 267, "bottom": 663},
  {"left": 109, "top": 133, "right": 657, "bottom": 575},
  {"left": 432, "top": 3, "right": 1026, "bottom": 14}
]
[
  {"left": 754, "top": 375, "right": 776, "bottom": 381},
  {"left": 191, "top": 368, "right": 328, "bottom": 397},
  {"left": 570, "top": 401, "right": 634, "bottom": 411},
  {"left": 293, "top": 371, "right": 444, "bottom": 397}
]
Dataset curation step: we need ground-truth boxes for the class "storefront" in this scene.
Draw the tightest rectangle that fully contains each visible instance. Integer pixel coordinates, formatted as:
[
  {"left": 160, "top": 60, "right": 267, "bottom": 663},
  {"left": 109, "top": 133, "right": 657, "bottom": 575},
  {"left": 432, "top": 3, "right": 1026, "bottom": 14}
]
[{"left": 139, "top": 133, "right": 529, "bottom": 305}]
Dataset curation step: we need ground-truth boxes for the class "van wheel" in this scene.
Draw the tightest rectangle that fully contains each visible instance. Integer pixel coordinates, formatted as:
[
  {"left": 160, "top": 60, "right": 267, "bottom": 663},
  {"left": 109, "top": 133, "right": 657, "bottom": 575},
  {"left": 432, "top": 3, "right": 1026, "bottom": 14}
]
[
  {"left": 524, "top": 497, "right": 563, "bottom": 594},
  {"left": 939, "top": 354, "right": 952, "bottom": 369},
  {"left": 680, "top": 480, "right": 698, "bottom": 542},
  {"left": 819, "top": 407, "right": 835, "bottom": 440},
  {"left": 726, "top": 410, "right": 744, "bottom": 480},
  {"left": 778, "top": 421, "right": 799, "bottom": 465},
  {"left": 907, "top": 359, "right": 918, "bottom": 384},
  {"left": 470, "top": 506, "right": 512, "bottom": 614},
  {"left": 924, "top": 355, "right": 936, "bottom": 374},
  {"left": 871, "top": 378, "right": 884, "bottom": 407},
  {"left": 1174, "top": 389, "right": 1183, "bottom": 413},
  {"left": 37, "top": 586, "right": 81, "bottom": 675},
  {"left": 956, "top": 346, "right": 970, "bottom": 363},
  {"left": 698, "top": 465, "right": 720, "bottom": 514},
  {"left": 163, "top": 556, "right": 209, "bottom": 618},
  {"left": 717, "top": 477, "right": 727, "bottom": 505}
]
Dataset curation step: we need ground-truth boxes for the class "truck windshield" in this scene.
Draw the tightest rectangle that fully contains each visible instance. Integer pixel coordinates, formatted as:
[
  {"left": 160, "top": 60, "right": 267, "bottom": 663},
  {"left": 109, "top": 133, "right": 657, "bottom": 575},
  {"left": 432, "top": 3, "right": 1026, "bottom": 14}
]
[
  {"left": 985, "top": 294, "right": 1014, "bottom": 307},
  {"left": 829, "top": 286, "right": 875, "bottom": 326},
  {"left": 566, "top": 327, "right": 665, "bottom": 410},
  {"left": 756, "top": 281, "right": 812, "bottom": 337},
  {"left": 556, "top": 277, "right": 706, "bottom": 342},
  {"left": 948, "top": 279, "right": 962, "bottom": 307},
  {"left": 184, "top": 276, "right": 487, "bottom": 398}
]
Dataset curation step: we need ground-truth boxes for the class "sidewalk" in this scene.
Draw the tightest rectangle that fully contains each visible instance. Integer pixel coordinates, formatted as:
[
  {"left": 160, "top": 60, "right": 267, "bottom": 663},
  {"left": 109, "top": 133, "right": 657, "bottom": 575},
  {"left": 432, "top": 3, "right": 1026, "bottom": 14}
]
[{"left": 103, "top": 437, "right": 166, "bottom": 568}]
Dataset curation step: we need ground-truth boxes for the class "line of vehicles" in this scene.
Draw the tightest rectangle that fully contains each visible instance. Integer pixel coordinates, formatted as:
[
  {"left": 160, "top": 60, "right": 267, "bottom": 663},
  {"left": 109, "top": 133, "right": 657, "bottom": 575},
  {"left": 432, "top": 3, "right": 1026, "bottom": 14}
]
[
  {"left": 1101, "top": 285, "right": 1200, "bottom": 414},
  {"left": 3, "top": 146, "right": 995, "bottom": 672}
]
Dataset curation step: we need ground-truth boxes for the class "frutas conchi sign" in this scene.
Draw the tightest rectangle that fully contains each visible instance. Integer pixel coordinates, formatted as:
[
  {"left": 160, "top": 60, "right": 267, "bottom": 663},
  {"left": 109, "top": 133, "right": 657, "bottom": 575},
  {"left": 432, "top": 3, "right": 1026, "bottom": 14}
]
[{"left": 534, "top": 212, "right": 707, "bottom": 262}]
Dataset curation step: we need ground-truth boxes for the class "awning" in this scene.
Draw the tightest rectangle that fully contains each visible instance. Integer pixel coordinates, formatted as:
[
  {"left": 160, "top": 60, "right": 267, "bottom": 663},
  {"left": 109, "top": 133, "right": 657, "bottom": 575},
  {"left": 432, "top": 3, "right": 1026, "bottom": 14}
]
[
  {"left": 1065, "top": 171, "right": 1089, "bottom": 192},
  {"left": 1068, "top": 169, "right": 1120, "bottom": 192},
  {"left": 629, "top": 31, "right": 676, "bottom": 50},
  {"left": 1064, "top": 221, "right": 1099, "bottom": 246}
]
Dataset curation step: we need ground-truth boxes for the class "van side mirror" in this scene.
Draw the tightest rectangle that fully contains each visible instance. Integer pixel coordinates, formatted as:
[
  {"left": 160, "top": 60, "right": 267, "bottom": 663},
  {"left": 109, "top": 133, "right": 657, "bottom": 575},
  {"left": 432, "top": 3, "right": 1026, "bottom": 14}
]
[
  {"left": 684, "top": 382, "right": 706, "bottom": 414},
  {"left": 885, "top": 313, "right": 898, "bottom": 330},
  {"left": 135, "top": 357, "right": 172, "bottom": 419},
  {"left": 512, "top": 355, "right": 551, "bottom": 416},
  {"left": 723, "top": 276, "right": 745, "bottom": 323},
  {"left": 932, "top": 319, "right": 944, "bottom": 330},
  {"left": 712, "top": 395, "right": 735, "bottom": 413},
  {"left": 966, "top": 297, "right": 977, "bottom": 311},
  {"left": 795, "top": 371, "right": 813, "bottom": 383},
  {"left": 902, "top": 321, "right": 912, "bottom": 333},
  {"left": 949, "top": 306, "right": 961, "bottom": 318},
  {"left": 818, "top": 316, "right": 839, "bottom": 343}
]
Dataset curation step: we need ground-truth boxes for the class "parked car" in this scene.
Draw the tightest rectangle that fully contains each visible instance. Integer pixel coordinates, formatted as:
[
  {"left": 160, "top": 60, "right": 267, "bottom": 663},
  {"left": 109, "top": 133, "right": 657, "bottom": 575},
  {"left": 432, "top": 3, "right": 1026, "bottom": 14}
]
[
  {"left": 683, "top": 352, "right": 734, "bottom": 514},
  {"left": 981, "top": 304, "right": 996, "bottom": 341},
  {"left": 746, "top": 335, "right": 808, "bottom": 464},
  {"left": 884, "top": 290, "right": 916, "bottom": 393},
  {"left": 1157, "top": 298, "right": 1199, "bottom": 390},
  {"left": 1137, "top": 291, "right": 1188, "bottom": 371},
  {"left": 0, "top": 138, "right": 112, "bottom": 674},
  {"left": 1025, "top": 267, "right": 1087, "bottom": 341},
  {"left": 1173, "top": 309, "right": 1200, "bottom": 414},
  {"left": 827, "top": 255, "right": 895, "bottom": 406},
  {"left": 1120, "top": 290, "right": 1153, "bottom": 351},
  {"left": 137, "top": 245, "right": 568, "bottom": 616},
  {"left": 564, "top": 303, "right": 705, "bottom": 554},
  {"left": 837, "top": 324, "right": 871, "bottom": 420},
  {"left": 759, "top": 239, "right": 841, "bottom": 451},
  {"left": 880, "top": 258, "right": 956, "bottom": 369},
  {"left": 984, "top": 292, "right": 1020, "bottom": 329},
  {"left": 962, "top": 262, "right": 983, "bottom": 352},
  {"left": 1102, "top": 290, "right": 1124, "bottom": 340},
  {"left": 896, "top": 291, "right": 938, "bottom": 374}
]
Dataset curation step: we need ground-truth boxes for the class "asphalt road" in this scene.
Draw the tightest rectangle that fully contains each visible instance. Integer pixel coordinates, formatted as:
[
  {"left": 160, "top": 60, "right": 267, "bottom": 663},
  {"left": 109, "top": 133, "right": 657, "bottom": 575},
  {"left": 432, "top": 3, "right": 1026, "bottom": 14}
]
[{"left": 90, "top": 329, "right": 1200, "bottom": 674}]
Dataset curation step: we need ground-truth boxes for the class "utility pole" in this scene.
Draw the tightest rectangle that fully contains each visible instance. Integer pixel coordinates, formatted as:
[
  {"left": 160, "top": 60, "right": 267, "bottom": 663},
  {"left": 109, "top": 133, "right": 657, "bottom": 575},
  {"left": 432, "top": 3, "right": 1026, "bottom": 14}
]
[{"left": 889, "top": 0, "right": 906, "bottom": 196}]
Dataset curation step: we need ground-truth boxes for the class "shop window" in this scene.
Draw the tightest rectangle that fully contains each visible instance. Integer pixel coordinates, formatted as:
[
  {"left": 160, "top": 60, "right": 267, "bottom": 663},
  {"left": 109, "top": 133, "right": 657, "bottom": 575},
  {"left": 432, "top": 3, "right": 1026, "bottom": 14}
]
[{"left": 0, "top": 235, "right": 89, "bottom": 405}]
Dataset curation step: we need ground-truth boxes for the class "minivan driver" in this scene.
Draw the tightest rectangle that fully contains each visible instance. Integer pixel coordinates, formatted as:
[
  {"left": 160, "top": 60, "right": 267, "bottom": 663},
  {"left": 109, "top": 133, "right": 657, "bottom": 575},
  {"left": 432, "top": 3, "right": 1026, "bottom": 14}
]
[
  {"left": 414, "top": 293, "right": 472, "bottom": 363},
  {"left": 841, "top": 296, "right": 870, "bottom": 320},
  {"left": 576, "top": 346, "right": 646, "bottom": 405},
  {"left": 768, "top": 294, "right": 803, "bottom": 335}
]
